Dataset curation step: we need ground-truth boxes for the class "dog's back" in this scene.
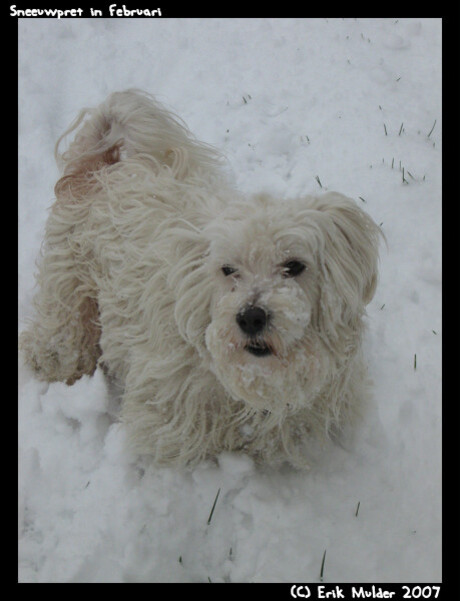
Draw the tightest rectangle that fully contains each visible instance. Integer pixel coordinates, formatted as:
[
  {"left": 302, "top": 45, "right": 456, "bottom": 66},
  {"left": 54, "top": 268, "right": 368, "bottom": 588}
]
[{"left": 20, "top": 91, "right": 222, "bottom": 385}]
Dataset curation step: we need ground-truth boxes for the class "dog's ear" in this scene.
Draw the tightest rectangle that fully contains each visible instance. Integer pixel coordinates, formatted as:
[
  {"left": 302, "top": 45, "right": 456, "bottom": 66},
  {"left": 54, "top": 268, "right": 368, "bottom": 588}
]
[{"left": 312, "top": 192, "right": 382, "bottom": 310}]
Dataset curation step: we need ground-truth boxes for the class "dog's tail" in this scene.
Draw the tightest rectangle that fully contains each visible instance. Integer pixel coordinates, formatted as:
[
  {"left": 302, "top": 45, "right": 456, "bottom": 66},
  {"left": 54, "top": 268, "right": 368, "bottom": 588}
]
[{"left": 54, "top": 89, "right": 222, "bottom": 196}]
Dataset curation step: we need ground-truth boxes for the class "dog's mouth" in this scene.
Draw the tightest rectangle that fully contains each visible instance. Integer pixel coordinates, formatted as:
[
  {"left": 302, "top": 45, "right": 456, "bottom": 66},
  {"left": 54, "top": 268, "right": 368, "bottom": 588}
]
[{"left": 245, "top": 342, "right": 273, "bottom": 357}]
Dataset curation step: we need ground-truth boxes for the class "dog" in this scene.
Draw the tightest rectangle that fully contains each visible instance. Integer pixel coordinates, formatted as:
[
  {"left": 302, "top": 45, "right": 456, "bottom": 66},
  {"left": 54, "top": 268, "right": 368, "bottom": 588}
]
[{"left": 20, "top": 90, "right": 382, "bottom": 469}]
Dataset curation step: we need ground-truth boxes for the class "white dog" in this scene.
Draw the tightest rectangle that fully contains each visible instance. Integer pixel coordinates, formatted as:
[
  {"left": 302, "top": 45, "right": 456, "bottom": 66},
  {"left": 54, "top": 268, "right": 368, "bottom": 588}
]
[{"left": 20, "top": 90, "right": 382, "bottom": 469}]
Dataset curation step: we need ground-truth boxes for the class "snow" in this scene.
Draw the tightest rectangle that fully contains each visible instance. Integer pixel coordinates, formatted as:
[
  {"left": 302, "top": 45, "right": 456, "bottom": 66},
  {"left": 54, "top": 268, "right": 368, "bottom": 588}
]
[{"left": 18, "top": 18, "right": 442, "bottom": 583}]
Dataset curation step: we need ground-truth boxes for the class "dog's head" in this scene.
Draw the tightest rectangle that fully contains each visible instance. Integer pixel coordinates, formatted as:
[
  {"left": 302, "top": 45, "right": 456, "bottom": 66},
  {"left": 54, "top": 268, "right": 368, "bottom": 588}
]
[
  {"left": 198, "top": 191, "right": 381, "bottom": 415},
  {"left": 171, "top": 192, "right": 381, "bottom": 415}
]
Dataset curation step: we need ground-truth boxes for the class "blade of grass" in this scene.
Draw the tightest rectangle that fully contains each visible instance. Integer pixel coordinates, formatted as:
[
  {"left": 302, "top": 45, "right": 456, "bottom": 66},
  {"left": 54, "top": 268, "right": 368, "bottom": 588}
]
[
  {"left": 320, "top": 549, "right": 327, "bottom": 581},
  {"left": 207, "top": 488, "right": 221, "bottom": 525},
  {"left": 427, "top": 119, "right": 437, "bottom": 137}
]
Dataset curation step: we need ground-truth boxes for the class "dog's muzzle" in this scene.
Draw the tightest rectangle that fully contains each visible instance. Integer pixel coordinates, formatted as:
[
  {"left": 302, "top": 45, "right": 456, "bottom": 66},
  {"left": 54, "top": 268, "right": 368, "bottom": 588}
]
[{"left": 236, "top": 305, "right": 272, "bottom": 357}]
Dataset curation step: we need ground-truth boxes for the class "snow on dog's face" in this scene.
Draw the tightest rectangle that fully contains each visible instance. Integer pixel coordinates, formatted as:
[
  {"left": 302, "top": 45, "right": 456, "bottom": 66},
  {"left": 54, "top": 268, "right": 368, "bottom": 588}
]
[
  {"left": 204, "top": 194, "right": 326, "bottom": 414},
  {"left": 203, "top": 192, "right": 380, "bottom": 415}
]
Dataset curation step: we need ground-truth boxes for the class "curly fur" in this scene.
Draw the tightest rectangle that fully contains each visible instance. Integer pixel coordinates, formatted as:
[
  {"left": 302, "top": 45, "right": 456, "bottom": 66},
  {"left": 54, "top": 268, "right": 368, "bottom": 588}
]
[{"left": 20, "top": 90, "right": 382, "bottom": 469}]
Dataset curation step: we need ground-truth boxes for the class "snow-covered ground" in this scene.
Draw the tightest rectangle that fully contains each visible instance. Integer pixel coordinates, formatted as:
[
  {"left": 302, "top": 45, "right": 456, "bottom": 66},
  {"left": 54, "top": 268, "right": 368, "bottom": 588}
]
[{"left": 18, "top": 18, "right": 442, "bottom": 583}]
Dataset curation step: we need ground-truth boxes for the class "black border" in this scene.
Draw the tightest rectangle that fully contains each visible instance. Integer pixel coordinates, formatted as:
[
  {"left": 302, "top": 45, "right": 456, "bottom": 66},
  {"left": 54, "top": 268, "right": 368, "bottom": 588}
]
[{"left": 15, "top": 10, "right": 457, "bottom": 592}]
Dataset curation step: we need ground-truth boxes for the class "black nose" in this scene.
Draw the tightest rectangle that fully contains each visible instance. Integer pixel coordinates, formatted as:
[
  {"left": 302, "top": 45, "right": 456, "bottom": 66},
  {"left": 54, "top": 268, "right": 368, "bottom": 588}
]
[{"left": 236, "top": 306, "right": 268, "bottom": 336}]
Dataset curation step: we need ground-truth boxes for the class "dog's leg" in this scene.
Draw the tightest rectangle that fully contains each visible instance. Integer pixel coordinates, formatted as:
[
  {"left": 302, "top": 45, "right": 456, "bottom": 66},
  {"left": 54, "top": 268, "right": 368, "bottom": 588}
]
[
  {"left": 20, "top": 100, "right": 129, "bottom": 384},
  {"left": 19, "top": 149, "right": 121, "bottom": 386},
  {"left": 20, "top": 196, "right": 102, "bottom": 385}
]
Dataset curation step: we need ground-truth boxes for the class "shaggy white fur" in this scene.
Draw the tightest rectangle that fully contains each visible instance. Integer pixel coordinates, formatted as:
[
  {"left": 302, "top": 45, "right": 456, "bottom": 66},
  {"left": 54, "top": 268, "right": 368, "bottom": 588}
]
[{"left": 20, "top": 90, "right": 382, "bottom": 469}]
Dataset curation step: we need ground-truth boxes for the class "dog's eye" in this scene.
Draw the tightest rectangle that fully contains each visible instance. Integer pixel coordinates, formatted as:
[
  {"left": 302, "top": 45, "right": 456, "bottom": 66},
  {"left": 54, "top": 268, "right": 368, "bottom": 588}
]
[
  {"left": 221, "top": 265, "right": 237, "bottom": 277},
  {"left": 282, "top": 260, "right": 306, "bottom": 278}
]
